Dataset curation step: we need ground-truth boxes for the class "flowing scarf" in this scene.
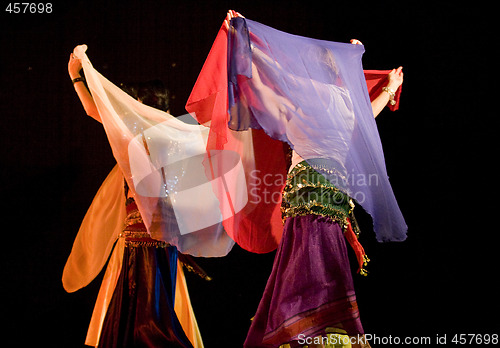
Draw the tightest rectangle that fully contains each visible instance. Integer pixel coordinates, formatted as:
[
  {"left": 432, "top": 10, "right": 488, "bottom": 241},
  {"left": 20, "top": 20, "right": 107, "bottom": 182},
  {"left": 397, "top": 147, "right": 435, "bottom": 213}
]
[
  {"left": 68, "top": 45, "right": 237, "bottom": 263},
  {"left": 186, "top": 18, "right": 407, "bottom": 254}
]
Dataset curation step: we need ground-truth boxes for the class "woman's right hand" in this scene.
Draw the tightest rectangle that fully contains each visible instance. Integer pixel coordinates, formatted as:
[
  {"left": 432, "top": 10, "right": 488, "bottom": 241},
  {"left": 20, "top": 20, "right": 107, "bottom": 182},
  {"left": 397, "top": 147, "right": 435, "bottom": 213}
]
[
  {"left": 68, "top": 53, "right": 83, "bottom": 79},
  {"left": 67, "top": 49, "right": 100, "bottom": 121},
  {"left": 224, "top": 9, "right": 244, "bottom": 30}
]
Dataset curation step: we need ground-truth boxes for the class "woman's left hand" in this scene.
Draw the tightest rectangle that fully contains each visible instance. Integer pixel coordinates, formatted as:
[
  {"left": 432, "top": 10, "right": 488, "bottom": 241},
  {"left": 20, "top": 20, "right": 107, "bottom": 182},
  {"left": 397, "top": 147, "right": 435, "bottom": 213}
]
[
  {"left": 387, "top": 66, "right": 403, "bottom": 91},
  {"left": 350, "top": 39, "right": 404, "bottom": 91}
]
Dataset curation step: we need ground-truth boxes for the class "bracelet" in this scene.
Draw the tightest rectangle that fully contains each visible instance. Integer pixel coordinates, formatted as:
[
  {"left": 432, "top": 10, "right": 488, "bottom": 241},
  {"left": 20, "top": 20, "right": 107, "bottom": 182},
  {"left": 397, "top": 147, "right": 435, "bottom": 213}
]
[
  {"left": 382, "top": 86, "right": 397, "bottom": 106},
  {"left": 72, "top": 76, "right": 85, "bottom": 85}
]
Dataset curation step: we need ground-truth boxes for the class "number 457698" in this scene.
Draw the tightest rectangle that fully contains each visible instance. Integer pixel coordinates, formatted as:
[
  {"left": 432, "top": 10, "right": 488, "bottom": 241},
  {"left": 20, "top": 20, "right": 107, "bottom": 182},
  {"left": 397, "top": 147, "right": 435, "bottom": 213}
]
[
  {"left": 452, "top": 334, "right": 498, "bottom": 345},
  {"left": 5, "top": 3, "right": 52, "bottom": 14}
]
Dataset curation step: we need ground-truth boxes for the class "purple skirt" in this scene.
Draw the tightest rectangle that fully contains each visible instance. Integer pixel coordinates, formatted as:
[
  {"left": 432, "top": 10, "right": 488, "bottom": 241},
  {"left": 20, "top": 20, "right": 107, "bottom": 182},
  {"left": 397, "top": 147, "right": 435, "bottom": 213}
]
[{"left": 244, "top": 215, "right": 364, "bottom": 347}]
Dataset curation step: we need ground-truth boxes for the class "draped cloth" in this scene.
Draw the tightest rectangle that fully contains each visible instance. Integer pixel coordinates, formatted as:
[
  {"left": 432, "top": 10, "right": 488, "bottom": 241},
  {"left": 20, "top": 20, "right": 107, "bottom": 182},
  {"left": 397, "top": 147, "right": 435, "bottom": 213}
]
[
  {"left": 186, "top": 24, "right": 288, "bottom": 253},
  {"left": 68, "top": 44, "right": 236, "bottom": 259},
  {"left": 187, "top": 18, "right": 407, "bottom": 254}
]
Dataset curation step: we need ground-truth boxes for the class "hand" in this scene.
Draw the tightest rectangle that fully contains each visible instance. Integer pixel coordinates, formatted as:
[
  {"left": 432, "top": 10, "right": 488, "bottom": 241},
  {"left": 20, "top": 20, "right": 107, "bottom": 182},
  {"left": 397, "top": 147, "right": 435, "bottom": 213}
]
[
  {"left": 350, "top": 39, "right": 403, "bottom": 91},
  {"left": 224, "top": 9, "right": 244, "bottom": 30},
  {"left": 386, "top": 66, "right": 403, "bottom": 91},
  {"left": 350, "top": 39, "right": 363, "bottom": 45},
  {"left": 68, "top": 53, "right": 82, "bottom": 79}
]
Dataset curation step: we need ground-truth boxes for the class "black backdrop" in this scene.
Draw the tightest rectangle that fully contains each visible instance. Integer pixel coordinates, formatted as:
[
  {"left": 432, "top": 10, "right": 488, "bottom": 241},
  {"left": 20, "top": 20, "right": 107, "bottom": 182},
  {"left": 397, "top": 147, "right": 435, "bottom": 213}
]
[{"left": 1, "top": 1, "right": 497, "bottom": 346}]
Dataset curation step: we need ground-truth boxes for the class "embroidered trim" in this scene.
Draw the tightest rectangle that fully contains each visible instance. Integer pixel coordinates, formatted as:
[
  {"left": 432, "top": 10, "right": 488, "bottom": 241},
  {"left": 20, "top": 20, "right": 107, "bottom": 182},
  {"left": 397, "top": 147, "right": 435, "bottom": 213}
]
[
  {"left": 124, "top": 239, "right": 170, "bottom": 248},
  {"left": 281, "top": 202, "right": 350, "bottom": 230},
  {"left": 119, "top": 231, "right": 151, "bottom": 239}
]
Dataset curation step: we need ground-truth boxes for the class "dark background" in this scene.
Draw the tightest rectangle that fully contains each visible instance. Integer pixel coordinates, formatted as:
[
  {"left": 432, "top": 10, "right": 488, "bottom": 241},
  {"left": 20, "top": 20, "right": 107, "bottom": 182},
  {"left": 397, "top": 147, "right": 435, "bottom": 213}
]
[{"left": 1, "top": 0, "right": 496, "bottom": 346}]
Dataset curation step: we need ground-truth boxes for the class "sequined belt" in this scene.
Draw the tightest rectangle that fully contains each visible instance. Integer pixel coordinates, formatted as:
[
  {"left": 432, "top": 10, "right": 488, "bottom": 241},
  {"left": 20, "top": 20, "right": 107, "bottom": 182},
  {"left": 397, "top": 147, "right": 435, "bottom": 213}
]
[
  {"left": 119, "top": 198, "right": 163, "bottom": 247},
  {"left": 282, "top": 161, "right": 355, "bottom": 231}
]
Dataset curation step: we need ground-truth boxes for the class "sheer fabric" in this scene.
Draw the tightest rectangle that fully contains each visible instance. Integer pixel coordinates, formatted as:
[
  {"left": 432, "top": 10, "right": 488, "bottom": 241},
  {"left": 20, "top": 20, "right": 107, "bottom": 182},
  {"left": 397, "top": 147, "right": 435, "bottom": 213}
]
[
  {"left": 71, "top": 45, "right": 235, "bottom": 257},
  {"left": 63, "top": 164, "right": 126, "bottom": 292},
  {"left": 228, "top": 18, "right": 407, "bottom": 242},
  {"left": 187, "top": 18, "right": 406, "bottom": 253},
  {"left": 186, "top": 25, "right": 288, "bottom": 253}
]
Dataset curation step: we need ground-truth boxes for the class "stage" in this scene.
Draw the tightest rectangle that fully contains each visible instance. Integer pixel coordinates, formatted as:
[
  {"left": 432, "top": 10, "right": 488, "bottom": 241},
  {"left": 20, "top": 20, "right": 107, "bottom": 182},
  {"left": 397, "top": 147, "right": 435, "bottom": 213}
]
[{"left": 1, "top": 1, "right": 496, "bottom": 346}]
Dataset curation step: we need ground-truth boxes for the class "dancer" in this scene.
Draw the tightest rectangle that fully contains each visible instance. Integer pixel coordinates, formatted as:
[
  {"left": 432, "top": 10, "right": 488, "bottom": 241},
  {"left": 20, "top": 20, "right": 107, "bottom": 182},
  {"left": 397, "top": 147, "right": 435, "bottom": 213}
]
[
  {"left": 187, "top": 11, "right": 406, "bottom": 348},
  {"left": 64, "top": 48, "right": 212, "bottom": 348}
]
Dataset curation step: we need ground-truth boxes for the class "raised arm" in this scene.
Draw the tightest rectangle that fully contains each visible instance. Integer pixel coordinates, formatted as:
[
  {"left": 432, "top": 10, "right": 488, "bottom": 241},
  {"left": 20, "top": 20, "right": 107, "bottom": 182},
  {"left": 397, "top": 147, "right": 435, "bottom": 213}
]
[
  {"left": 68, "top": 52, "right": 101, "bottom": 122},
  {"left": 370, "top": 66, "right": 403, "bottom": 118},
  {"left": 350, "top": 39, "right": 404, "bottom": 118}
]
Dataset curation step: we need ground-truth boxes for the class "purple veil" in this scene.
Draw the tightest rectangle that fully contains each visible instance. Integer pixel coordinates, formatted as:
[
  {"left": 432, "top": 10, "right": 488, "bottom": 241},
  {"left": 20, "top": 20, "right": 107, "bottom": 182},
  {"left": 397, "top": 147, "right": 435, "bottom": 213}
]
[{"left": 227, "top": 18, "right": 407, "bottom": 242}]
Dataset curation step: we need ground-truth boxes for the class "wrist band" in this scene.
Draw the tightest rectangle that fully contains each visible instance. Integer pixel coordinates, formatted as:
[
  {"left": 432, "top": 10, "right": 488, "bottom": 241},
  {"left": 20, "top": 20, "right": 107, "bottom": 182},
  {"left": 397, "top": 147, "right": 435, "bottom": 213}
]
[
  {"left": 72, "top": 76, "right": 85, "bottom": 85},
  {"left": 382, "top": 86, "right": 396, "bottom": 106}
]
